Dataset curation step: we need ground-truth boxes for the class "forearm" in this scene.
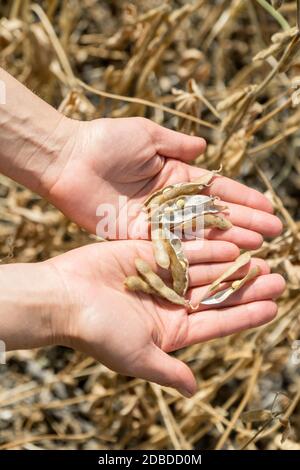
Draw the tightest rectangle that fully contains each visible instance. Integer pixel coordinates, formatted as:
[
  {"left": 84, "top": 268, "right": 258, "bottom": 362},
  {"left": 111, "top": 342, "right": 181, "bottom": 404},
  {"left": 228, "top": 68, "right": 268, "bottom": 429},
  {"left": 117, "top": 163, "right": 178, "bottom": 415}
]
[
  {"left": 0, "top": 262, "right": 71, "bottom": 351},
  {"left": 0, "top": 68, "right": 75, "bottom": 195}
]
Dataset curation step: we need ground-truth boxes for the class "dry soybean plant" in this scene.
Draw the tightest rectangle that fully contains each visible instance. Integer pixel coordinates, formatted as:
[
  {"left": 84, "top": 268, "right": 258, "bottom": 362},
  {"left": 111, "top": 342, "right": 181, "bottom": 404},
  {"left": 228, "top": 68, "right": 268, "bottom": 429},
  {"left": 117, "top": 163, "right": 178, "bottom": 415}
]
[{"left": 0, "top": 0, "right": 300, "bottom": 451}]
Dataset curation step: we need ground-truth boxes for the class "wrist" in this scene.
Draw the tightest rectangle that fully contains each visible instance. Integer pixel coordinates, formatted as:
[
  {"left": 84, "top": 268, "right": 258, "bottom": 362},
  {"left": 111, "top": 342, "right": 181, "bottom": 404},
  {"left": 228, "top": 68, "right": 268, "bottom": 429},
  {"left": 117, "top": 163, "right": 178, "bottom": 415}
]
[
  {"left": 44, "top": 259, "right": 79, "bottom": 349},
  {"left": 0, "top": 261, "right": 74, "bottom": 351},
  {"left": 0, "top": 68, "right": 78, "bottom": 197},
  {"left": 31, "top": 114, "right": 80, "bottom": 198}
]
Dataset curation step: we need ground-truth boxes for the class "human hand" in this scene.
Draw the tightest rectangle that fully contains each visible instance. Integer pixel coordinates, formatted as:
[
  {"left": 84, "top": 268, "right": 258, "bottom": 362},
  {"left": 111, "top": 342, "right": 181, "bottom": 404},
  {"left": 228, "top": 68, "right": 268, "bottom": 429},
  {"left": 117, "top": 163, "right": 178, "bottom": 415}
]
[
  {"left": 0, "top": 70, "right": 282, "bottom": 248},
  {"left": 47, "top": 117, "right": 282, "bottom": 248},
  {"left": 48, "top": 239, "right": 285, "bottom": 397}
]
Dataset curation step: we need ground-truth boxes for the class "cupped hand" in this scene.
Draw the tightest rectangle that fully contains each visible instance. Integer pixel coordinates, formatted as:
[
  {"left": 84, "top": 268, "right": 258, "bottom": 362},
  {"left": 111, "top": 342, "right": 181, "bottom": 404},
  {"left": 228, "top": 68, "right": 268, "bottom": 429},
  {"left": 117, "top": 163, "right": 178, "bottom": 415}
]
[
  {"left": 48, "top": 239, "right": 285, "bottom": 397},
  {"left": 48, "top": 117, "right": 282, "bottom": 248}
]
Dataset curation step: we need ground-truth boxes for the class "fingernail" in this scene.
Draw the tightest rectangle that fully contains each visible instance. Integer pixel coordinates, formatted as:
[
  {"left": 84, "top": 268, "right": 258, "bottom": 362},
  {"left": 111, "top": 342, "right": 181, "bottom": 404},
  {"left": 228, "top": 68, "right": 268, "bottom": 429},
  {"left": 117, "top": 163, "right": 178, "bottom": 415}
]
[{"left": 178, "top": 387, "right": 194, "bottom": 398}]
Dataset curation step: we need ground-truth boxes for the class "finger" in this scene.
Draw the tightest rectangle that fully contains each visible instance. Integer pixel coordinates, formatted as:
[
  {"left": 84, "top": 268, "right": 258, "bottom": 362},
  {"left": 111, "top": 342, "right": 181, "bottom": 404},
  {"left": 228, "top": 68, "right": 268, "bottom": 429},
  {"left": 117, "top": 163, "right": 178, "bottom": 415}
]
[
  {"left": 184, "top": 240, "right": 240, "bottom": 264},
  {"left": 219, "top": 201, "right": 283, "bottom": 237},
  {"left": 188, "top": 258, "right": 270, "bottom": 287},
  {"left": 189, "top": 273, "right": 285, "bottom": 310},
  {"left": 146, "top": 121, "right": 206, "bottom": 161},
  {"left": 137, "top": 344, "right": 197, "bottom": 398},
  {"left": 204, "top": 226, "right": 263, "bottom": 250},
  {"left": 185, "top": 165, "right": 274, "bottom": 214},
  {"left": 185, "top": 301, "right": 278, "bottom": 346}
]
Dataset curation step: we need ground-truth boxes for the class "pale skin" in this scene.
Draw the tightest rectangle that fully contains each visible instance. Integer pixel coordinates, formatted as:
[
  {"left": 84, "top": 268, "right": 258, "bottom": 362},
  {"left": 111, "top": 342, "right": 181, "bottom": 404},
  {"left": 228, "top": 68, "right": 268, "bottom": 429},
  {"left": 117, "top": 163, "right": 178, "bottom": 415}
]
[
  {"left": 0, "top": 68, "right": 285, "bottom": 396},
  {"left": 0, "top": 241, "right": 285, "bottom": 398}
]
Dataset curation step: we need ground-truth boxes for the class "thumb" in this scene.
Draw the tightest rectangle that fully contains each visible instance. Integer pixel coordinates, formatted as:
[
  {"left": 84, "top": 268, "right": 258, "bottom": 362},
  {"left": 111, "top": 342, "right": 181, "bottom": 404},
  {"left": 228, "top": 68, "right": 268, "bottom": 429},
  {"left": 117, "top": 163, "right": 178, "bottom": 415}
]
[
  {"left": 147, "top": 121, "right": 206, "bottom": 162},
  {"left": 137, "top": 344, "right": 197, "bottom": 398}
]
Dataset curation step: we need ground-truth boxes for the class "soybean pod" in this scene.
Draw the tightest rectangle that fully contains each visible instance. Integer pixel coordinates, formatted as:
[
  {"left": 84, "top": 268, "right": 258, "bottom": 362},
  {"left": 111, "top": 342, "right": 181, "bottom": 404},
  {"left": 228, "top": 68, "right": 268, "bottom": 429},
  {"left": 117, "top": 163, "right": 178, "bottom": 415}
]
[
  {"left": 124, "top": 276, "right": 156, "bottom": 295},
  {"left": 151, "top": 226, "right": 170, "bottom": 269},
  {"left": 206, "top": 251, "right": 252, "bottom": 294},
  {"left": 165, "top": 231, "right": 189, "bottom": 296},
  {"left": 144, "top": 171, "right": 220, "bottom": 210},
  {"left": 200, "top": 266, "right": 261, "bottom": 305},
  {"left": 203, "top": 214, "right": 232, "bottom": 230},
  {"left": 135, "top": 258, "right": 187, "bottom": 307}
]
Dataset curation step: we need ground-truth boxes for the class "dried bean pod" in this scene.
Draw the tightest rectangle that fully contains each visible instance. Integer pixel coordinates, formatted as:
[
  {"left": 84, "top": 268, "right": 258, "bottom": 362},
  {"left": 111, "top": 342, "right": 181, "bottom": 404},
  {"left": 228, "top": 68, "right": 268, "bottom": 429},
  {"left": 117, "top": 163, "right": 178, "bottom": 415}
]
[
  {"left": 165, "top": 232, "right": 189, "bottom": 296},
  {"left": 207, "top": 251, "right": 251, "bottom": 294},
  {"left": 151, "top": 227, "right": 170, "bottom": 269},
  {"left": 176, "top": 198, "right": 185, "bottom": 209},
  {"left": 272, "top": 26, "right": 297, "bottom": 44},
  {"left": 253, "top": 43, "right": 282, "bottom": 62},
  {"left": 231, "top": 266, "right": 261, "bottom": 290},
  {"left": 169, "top": 202, "right": 228, "bottom": 231},
  {"left": 162, "top": 194, "right": 212, "bottom": 213},
  {"left": 175, "top": 214, "right": 204, "bottom": 234},
  {"left": 146, "top": 186, "right": 200, "bottom": 211},
  {"left": 153, "top": 194, "right": 213, "bottom": 224},
  {"left": 217, "top": 89, "right": 248, "bottom": 112},
  {"left": 124, "top": 276, "right": 156, "bottom": 295},
  {"left": 144, "top": 171, "right": 220, "bottom": 210},
  {"left": 135, "top": 258, "right": 186, "bottom": 306},
  {"left": 204, "top": 214, "right": 232, "bottom": 230},
  {"left": 200, "top": 266, "right": 261, "bottom": 305}
]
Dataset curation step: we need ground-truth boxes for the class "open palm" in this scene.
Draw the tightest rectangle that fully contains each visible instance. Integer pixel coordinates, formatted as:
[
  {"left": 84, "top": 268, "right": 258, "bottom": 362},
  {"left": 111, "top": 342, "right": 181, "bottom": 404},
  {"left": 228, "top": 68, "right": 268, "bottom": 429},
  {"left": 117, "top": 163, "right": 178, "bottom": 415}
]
[
  {"left": 49, "top": 117, "right": 282, "bottom": 248},
  {"left": 50, "top": 239, "right": 285, "bottom": 397}
]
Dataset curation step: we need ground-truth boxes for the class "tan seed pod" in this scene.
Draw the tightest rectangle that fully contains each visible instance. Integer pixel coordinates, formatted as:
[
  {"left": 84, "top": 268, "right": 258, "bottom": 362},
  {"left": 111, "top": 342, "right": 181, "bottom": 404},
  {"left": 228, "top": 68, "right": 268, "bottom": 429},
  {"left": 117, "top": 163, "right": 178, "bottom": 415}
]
[
  {"left": 135, "top": 258, "right": 187, "bottom": 306},
  {"left": 201, "top": 266, "right": 261, "bottom": 305},
  {"left": 207, "top": 252, "right": 251, "bottom": 294},
  {"left": 231, "top": 266, "right": 261, "bottom": 290},
  {"left": 151, "top": 227, "right": 170, "bottom": 269},
  {"left": 165, "top": 235, "right": 189, "bottom": 296},
  {"left": 154, "top": 194, "right": 213, "bottom": 224},
  {"left": 124, "top": 276, "right": 156, "bottom": 295},
  {"left": 176, "top": 198, "right": 185, "bottom": 209},
  {"left": 253, "top": 42, "right": 282, "bottom": 62},
  {"left": 217, "top": 87, "right": 256, "bottom": 112},
  {"left": 169, "top": 250, "right": 188, "bottom": 296},
  {"left": 191, "top": 169, "right": 222, "bottom": 186},
  {"left": 176, "top": 214, "right": 203, "bottom": 233},
  {"left": 203, "top": 214, "right": 232, "bottom": 230},
  {"left": 145, "top": 183, "right": 205, "bottom": 210},
  {"left": 220, "top": 92, "right": 256, "bottom": 132},
  {"left": 172, "top": 202, "right": 228, "bottom": 233},
  {"left": 241, "top": 409, "right": 273, "bottom": 424},
  {"left": 221, "top": 129, "right": 248, "bottom": 173},
  {"left": 272, "top": 26, "right": 297, "bottom": 44},
  {"left": 144, "top": 170, "right": 221, "bottom": 210}
]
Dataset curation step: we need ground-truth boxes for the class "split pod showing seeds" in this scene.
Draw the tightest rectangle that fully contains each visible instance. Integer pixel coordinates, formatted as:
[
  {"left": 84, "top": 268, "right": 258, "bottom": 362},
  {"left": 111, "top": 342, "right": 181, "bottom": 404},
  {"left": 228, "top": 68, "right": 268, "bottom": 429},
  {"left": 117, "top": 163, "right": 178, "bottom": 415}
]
[
  {"left": 206, "top": 251, "right": 251, "bottom": 294},
  {"left": 160, "top": 196, "right": 224, "bottom": 227},
  {"left": 156, "top": 194, "right": 213, "bottom": 221},
  {"left": 200, "top": 252, "right": 257, "bottom": 306},
  {"left": 200, "top": 266, "right": 261, "bottom": 306},
  {"left": 165, "top": 230, "right": 189, "bottom": 296},
  {"left": 176, "top": 211, "right": 231, "bottom": 233},
  {"left": 124, "top": 171, "right": 259, "bottom": 310}
]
